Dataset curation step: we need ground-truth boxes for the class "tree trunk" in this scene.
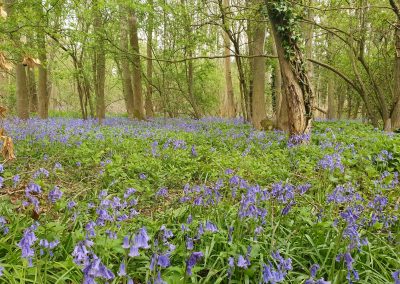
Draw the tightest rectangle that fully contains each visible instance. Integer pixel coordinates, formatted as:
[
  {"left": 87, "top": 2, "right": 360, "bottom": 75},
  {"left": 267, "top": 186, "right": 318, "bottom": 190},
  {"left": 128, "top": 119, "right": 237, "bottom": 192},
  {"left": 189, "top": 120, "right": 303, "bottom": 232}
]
[
  {"left": 16, "top": 64, "right": 29, "bottom": 119},
  {"left": 93, "top": 3, "right": 106, "bottom": 121},
  {"left": 327, "top": 76, "right": 336, "bottom": 119},
  {"left": 27, "top": 67, "right": 38, "bottom": 113},
  {"left": 271, "top": 36, "right": 288, "bottom": 131},
  {"left": 128, "top": 11, "right": 145, "bottom": 120},
  {"left": 37, "top": 30, "right": 49, "bottom": 119},
  {"left": 250, "top": 0, "right": 267, "bottom": 129},
  {"left": 222, "top": 0, "right": 236, "bottom": 118},
  {"left": 145, "top": 0, "right": 155, "bottom": 117},
  {"left": 119, "top": 7, "right": 134, "bottom": 118},
  {"left": 266, "top": 1, "right": 314, "bottom": 139},
  {"left": 390, "top": 0, "right": 400, "bottom": 129}
]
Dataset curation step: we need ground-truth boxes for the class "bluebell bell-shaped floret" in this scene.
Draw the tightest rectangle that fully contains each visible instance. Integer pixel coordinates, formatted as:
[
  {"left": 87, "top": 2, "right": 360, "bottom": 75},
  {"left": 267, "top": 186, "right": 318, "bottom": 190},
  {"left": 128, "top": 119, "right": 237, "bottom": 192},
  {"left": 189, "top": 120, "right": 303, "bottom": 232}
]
[
  {"left": 186, "top": 236, "right": 194, "bottom": 250},
  {"left": 124, "top": 188, "right": 136, "bottom": 199},
  {"left": 134, "top": 227, "right": 150, "bottom": 249},
  {"left": 85, "top": 221, "right": 96, "bottom": 238},
  {"left": 205, "top": 220, "right": 218, "bottom": 232},
  {"left": 186, "top": 251, "right": 203, "bottom": 276},
  {"left": 237, "top": 255, "right": 250, "bottom": 268},
  {"left": 118, "top": 262, "right": 126, "bottom": 276},
  {"left": 393, "top": 270, "right": 400, "bottom": 284},
  {"left": 157, "top": 254, "right": 170, "bottom": 268},
  {"left": 156, "top": 187, "right": 168, "bottom": 197},
  {"left": 18, "top": 225, "right": 38, "bottom": 265},
  {"left": 129, "top": 245, "right": 139, "bottom": 257},
  {"left": 48, "top": 186, "right": 63, "bottom": 203}
]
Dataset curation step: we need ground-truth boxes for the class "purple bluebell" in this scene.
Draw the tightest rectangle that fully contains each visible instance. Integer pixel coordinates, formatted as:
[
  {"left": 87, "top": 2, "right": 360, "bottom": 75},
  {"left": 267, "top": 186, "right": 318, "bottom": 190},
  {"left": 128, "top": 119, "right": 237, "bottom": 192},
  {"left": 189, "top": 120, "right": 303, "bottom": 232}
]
[
  {"left": 393, "top": 270, "right": 400, "bottom": 284},
  {"left": 118, "top": 262, "right": 126, "bottom": 276},
  {"left": 48, "top": 186, "right": 63, "bottom": 203},
  {"left": 186, "top": 251, "right": 203, "bottom": 276},
  {"left": 237, "top": 255, "right": 250, "bottom": 268},
  {"left": 156, "top": 187, "right": 168, "bottom": 197},
  {"left": 158, "top": 254, "right": 170, "bottom": 268},
  {"left": 205, "top": 221, "right": 218, "bottom": 232}
]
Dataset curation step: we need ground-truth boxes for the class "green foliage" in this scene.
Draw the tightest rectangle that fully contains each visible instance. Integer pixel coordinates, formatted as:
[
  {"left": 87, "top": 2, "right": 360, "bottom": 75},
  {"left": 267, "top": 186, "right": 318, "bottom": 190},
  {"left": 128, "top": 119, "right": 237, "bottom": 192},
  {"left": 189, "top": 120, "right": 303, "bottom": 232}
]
[{"left": 0, "top": 118, "right": 399, "bottom": 283}]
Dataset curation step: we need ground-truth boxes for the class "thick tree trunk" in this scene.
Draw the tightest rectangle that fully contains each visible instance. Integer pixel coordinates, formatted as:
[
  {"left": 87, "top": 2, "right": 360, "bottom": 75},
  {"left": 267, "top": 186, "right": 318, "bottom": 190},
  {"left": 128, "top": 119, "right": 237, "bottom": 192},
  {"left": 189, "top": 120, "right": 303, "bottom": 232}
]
[
  {"left": 16, "top": 64, "right": 29, "bottom": 119},
  {"left": 222, "top": 0, "right": 236, "bottom": 118},
  {"left": 271, "top": 36, "right": 288, "bottom": 131},
  {"left": 27, "top": 68, "right": 38, "bottom": 113},
  {"left": 267, "top": 1, "right": 314, "bottom": 138},
  {"left": 250, "top": 0, "right": 267, "bottom": 129},
  {"left": 128, "top": 12, "right": 145, "bottom": 120},
  {"left": 145, "top": 0, "right": 155, "bottom": 117}
]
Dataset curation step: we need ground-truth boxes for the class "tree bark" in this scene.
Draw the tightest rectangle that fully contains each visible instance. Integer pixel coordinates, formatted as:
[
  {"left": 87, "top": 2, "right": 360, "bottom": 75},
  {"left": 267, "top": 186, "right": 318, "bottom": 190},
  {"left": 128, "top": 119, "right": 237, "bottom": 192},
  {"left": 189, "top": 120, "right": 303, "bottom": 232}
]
[
  {"left": 390, "top": 0, "right": 400, "bottom": 129},
  {"left": 16, "top": 64, "right": 29, "bottom": 119},
  {"left": 128, "top": 11, "right": 146, "bottom": 120},
  {"left": 119, "top": 7, "right": 134, "bottom": 118},
  {"left": 27, "top": 67, "right": 38, "bottom": 113},
  {"left": 327, "top": 76, "right": 336, "bottom": 119},
  {"left": 93, "top": 2, "right": 106, "bottom": 121},
  {"left": 222, "top": 0, "right": 236, "bottom": 118},
  {"left": 145, "top": 0, "right": 155, "bottom": 117},
  {"left": 266, "top": 1, "right": 314, "bottom": 138},
  {"left": 250, "top": 0, "right": 267, "bottom": 129},
  {"left": 37, "top": 29, "right": 49, "bottom": 119}
]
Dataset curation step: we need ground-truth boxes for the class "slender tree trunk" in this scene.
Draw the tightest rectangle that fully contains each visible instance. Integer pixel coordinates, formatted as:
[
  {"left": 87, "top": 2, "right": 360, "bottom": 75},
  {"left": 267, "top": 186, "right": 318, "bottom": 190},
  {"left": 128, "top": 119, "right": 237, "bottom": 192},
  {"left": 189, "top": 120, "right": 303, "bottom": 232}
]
[
  {"left": 37, "top": 30, "right": 49, "bottom": 119},
  {"left": 93, "top": 3, "right": 106, "bottom": 121},
  {"left": 145, "top": 0, "right": 155, "bottom": 117},
  {"left": 390, "top": 0, "right": 400, "bottom": 129},
  {"left": 16, "top": 64, "right": 29, "bottom": 119},
  {"left": 250, "top": 0, "right": 267, "bottom": 129},
  {"left": 327, "top": 76, "right": 336, "bottom": 119},
  {"left": 128, "top": 11, "right": 145, "bottom": 120},
  {"left": 119, "top": 7, "right": 134, "bottom": 118},
  {"left": 222, "top": 0, "right": 236, "bottom": 118},
  {"left": 266, "top": 1, "right": 314, "bottom": 138}
]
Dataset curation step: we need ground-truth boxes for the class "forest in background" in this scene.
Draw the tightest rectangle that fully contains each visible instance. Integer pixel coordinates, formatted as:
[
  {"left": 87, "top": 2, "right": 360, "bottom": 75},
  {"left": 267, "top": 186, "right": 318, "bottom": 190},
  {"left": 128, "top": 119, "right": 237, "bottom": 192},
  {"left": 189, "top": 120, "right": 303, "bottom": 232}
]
[{"left": 0, "top": 0, "right": 399, "bottom": 133}]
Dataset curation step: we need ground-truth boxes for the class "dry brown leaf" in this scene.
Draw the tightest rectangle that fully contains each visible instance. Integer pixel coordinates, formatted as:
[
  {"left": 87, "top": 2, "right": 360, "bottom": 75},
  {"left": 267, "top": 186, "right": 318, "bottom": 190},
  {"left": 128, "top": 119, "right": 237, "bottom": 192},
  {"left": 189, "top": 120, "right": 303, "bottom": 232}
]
[
  {"left": 22, "top": 56, "right": 41, "bottom": 68},
  {"left": 0, "top": 106, "right": 7, "bottom": 118},
  {"left": 0, "top": 52, "right": 12, "bottom": 71},
  {"left": 1, "top": 135, "right": 16, "bottom": 161}
]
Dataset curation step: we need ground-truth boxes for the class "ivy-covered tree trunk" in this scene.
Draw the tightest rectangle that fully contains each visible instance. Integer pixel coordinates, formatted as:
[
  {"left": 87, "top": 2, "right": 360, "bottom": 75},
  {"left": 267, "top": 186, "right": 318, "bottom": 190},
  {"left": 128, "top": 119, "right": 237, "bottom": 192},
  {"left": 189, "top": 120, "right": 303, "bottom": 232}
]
[{"left": 266, "top": 0, "right": 314, "bottom": 140}]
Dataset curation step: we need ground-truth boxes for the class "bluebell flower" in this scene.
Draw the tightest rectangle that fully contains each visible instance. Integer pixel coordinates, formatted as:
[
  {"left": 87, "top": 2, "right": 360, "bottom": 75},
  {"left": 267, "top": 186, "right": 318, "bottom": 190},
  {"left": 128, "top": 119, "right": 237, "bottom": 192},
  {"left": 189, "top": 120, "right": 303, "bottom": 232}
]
[
  {"left": 0, "top": 216, "right": 8, "bottom": 235},
  {"left": 122, "top": 236, "right": 130, "bottom": 249},
  {"left": 156, "top": 187, "right": 168, "bottom": 197},
  {"left": 158, "top": 254, "right": 170, "bottom": 268},
  {"left": 237, "top": 255, "right": 250, "bottom": 268},
  {"left": 124, "top": 188, "right": 136, "bottom": 199},
  {"left": 129, "top": 245, "right": 139, "bottom": 257},
  {"left": 118, "top": 262, "right": 126, "bottom": 276},
  {"left": 392, "top": 270, "right": 400, "bottom": 284},
  {"left": 48, "top": 186, "right": 63, "bottom": 203},
  {"left": 186, "top": 236, "right": 194, "bottom": 250},
  {"left": 67, "top": 201, "right": 77, "bottom": 209},
  {"left": 18, "top": 224, "right": 38, "bottom": 267},
  {"left": 139, "top": 173, "right": 147, "bottom": 180},
  {"left": 0, "top": 266, "right": 4, "bottom": 276},
  {"left": 186, "top": 251, "right": 203, "bottom": 276},
  {"left": 191, "top": 145, "right": 198, "bottom": 157},
  {"left": 205, "top": 221, "right": 218, "bottom": 232}
]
